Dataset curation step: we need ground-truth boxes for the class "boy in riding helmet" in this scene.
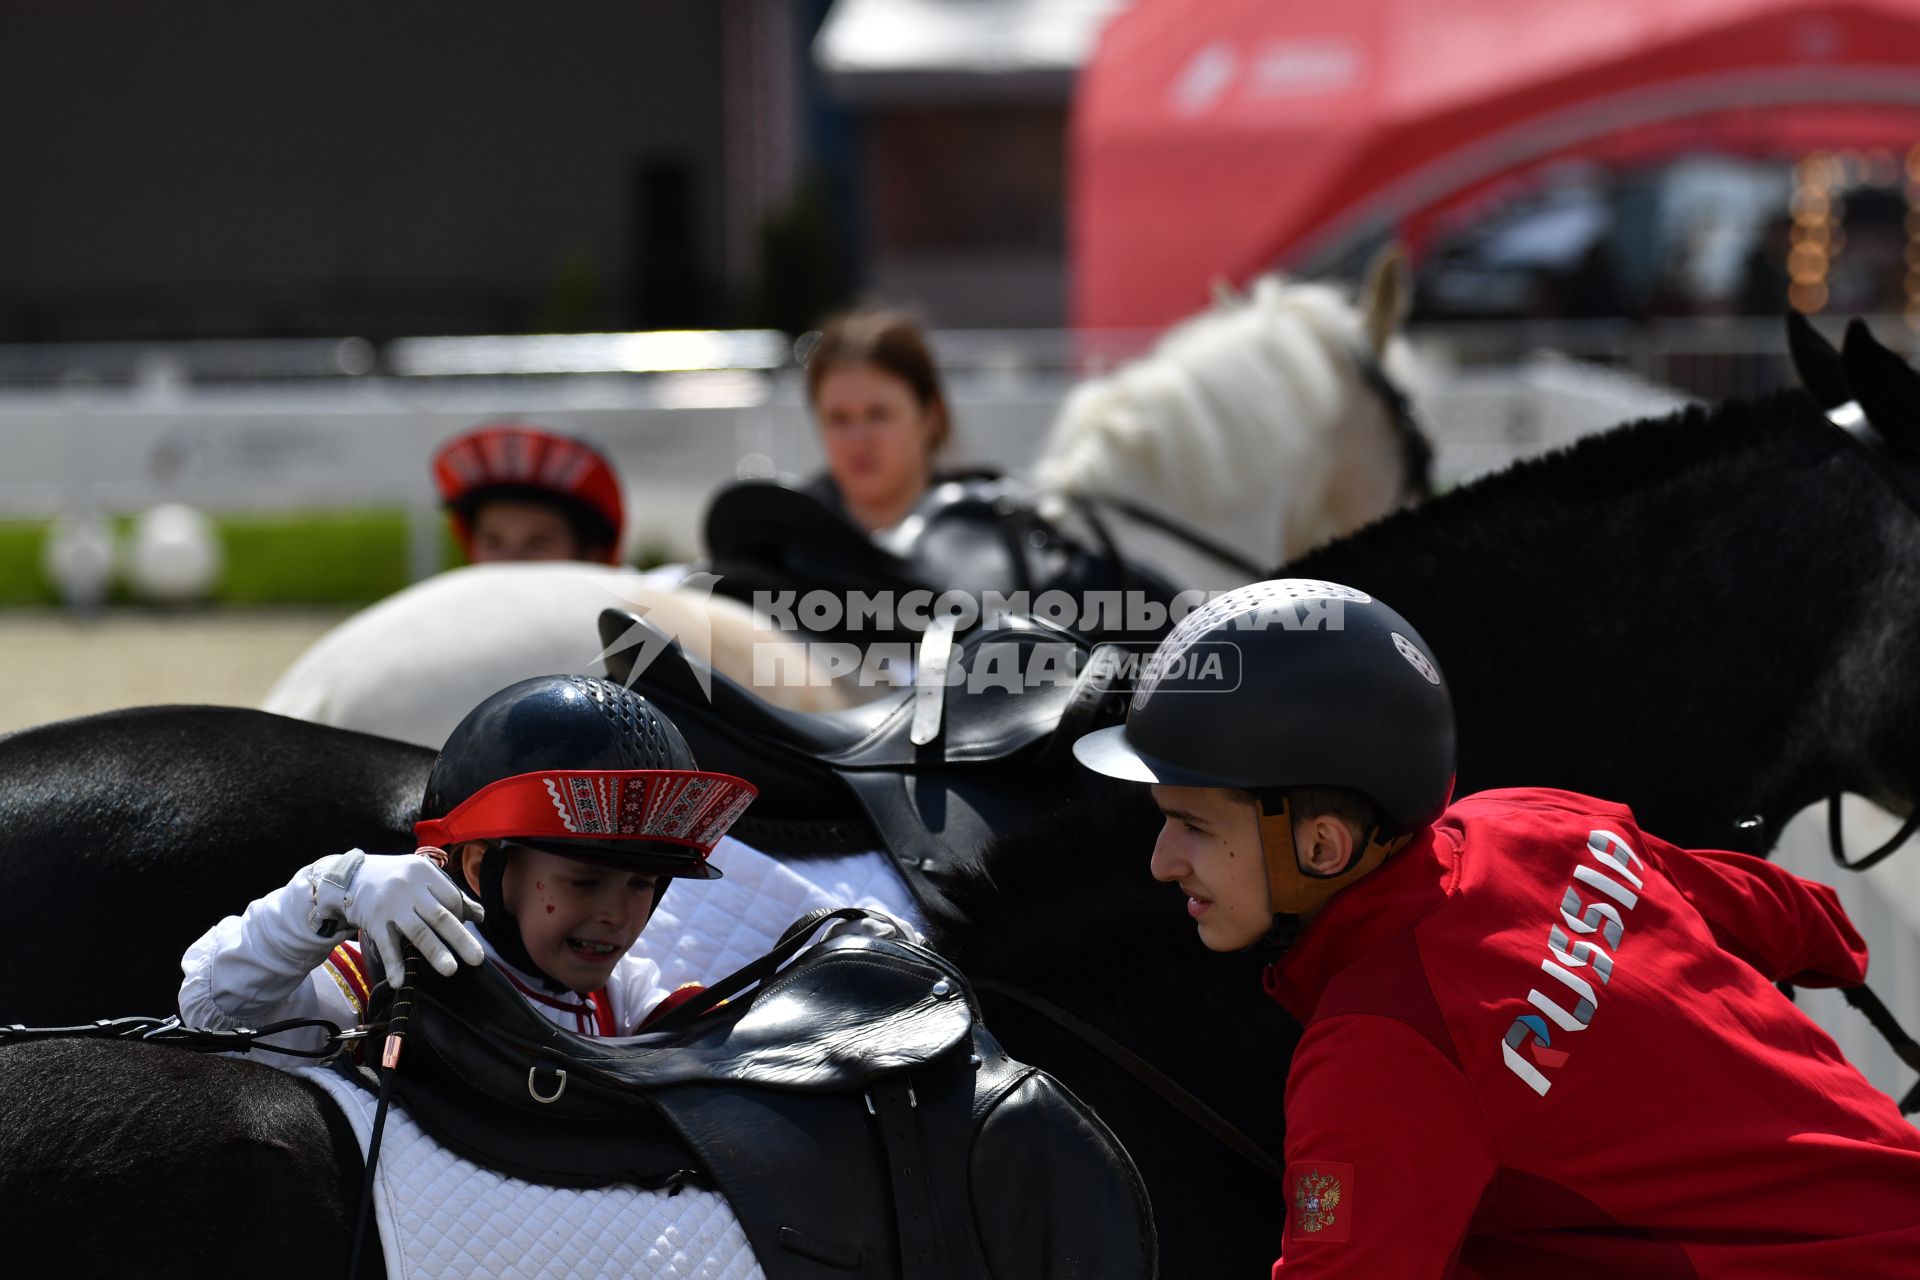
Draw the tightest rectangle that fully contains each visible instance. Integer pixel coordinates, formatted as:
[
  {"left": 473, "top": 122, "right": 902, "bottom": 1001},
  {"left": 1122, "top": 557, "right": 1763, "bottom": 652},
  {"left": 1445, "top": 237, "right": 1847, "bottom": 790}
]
[
  {"left": 1074, "top": 579, "right": 1920, "bottom": 1278},
  {"left": 180, "top": 675, "right": 756, "bottom": 1044},
  {"left": 433, "top": 421, "right": 626, "bottom": 564}
]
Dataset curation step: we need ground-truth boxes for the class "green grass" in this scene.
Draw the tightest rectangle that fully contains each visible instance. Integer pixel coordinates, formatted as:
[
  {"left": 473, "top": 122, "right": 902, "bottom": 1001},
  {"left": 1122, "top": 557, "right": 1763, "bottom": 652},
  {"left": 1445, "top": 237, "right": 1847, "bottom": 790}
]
[
  {"left": 0, "top": 521, "right": 52, "bottom": 605},
  {"left": 0, "top": 511, "right": 465, "bottom": 606}
]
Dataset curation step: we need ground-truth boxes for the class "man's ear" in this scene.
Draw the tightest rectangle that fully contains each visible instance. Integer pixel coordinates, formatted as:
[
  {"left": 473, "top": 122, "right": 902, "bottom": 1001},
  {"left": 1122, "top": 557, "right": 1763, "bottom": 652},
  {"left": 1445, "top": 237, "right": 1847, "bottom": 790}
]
[{"left": 1296, "top": 815, "right": 1358, "bottom": 877}]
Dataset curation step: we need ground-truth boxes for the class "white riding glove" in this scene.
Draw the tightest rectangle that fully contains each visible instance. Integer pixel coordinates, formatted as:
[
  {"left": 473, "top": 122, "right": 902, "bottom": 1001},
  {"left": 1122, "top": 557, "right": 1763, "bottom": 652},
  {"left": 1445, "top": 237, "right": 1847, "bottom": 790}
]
[{"left": 312, "top": 850, "right": 487, "bottom": 989}]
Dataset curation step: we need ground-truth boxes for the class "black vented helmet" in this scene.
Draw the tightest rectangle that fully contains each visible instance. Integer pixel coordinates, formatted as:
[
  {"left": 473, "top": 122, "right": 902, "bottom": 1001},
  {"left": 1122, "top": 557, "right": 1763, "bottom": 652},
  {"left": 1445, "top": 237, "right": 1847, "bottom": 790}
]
[
  {"left": 422, "top": 673, "right": 722, "bottom": 878},
  {"left": 1073, "top": 579, "right": 1455, "bottom": 833}
]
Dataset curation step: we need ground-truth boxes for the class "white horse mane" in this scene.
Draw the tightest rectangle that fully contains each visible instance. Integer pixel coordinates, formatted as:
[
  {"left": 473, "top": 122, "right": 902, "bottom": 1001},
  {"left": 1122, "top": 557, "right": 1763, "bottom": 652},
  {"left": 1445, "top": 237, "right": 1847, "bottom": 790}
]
[{"left": 1032, "top": 273, "right": 1425, "bottom": 571}]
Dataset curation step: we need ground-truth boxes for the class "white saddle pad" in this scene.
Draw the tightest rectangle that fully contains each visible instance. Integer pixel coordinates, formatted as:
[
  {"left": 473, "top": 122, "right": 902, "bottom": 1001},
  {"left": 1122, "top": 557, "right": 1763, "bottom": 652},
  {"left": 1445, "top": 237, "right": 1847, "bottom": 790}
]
[
  {"left": 298, "top": 1065, "right": 763, "bottom": 1280},
  {"left": 638, "top": 838, "right": 923, "bottom": 992}
]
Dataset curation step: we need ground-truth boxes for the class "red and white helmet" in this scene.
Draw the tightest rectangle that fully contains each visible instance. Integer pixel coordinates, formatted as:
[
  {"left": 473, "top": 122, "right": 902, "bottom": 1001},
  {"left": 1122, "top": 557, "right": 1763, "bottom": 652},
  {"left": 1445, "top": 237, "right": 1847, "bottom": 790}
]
[{"left": 432, "top": 422, "right": 625, "bottom": 565}]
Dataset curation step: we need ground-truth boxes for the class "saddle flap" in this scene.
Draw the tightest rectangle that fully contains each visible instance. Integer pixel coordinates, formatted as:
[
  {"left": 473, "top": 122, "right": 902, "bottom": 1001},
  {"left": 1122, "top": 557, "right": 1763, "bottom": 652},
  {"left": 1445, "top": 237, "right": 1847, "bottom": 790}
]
[
  {"left": 682, "top": 935, "right": 975, "bottom": 1087},
  {"left": 396, "top": 934, "right": 975, "bottom": 1108}
]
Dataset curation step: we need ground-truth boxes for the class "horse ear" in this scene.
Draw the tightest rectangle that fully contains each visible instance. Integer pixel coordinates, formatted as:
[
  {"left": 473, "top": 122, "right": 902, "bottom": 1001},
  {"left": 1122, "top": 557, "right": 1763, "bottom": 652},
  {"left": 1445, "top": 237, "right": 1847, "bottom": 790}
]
[
  {"left": 1842, "top": 319, "right": 1920, "bottom": 455},
  {"left": 1786, "top": 310, "right": 1849, "bottom": 409},
  {"left": 1360, "top": 242, "right": 1408, "bottom": 355}
]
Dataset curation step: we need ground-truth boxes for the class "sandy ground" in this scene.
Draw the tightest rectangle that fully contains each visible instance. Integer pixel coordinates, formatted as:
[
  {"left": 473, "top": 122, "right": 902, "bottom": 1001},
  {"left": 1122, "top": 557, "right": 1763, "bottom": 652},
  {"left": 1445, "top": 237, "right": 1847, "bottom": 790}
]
[{"left": 0, "top": 607, "right": 347, "bottom": 735}]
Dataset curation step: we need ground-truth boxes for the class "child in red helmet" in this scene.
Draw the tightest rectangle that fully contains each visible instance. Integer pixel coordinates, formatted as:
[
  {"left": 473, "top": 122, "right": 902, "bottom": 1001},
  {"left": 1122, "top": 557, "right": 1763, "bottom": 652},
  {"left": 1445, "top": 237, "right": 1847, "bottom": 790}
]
[
  {"left": 180, "top": 676, "right": 759, "bottom": 1045},
  {"left": 432, "top": 422, "right": 626, "bottom": 564}
]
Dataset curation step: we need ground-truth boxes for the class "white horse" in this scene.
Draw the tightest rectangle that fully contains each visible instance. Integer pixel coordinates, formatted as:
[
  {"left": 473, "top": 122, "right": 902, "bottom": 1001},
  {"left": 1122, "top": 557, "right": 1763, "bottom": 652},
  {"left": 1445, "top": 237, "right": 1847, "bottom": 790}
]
[
  {"left": 262, "top": 562, "right": 864, "bottom": 750},
  {"left": 1032, "top": 248, "right": 1428, "bottom": 590}
]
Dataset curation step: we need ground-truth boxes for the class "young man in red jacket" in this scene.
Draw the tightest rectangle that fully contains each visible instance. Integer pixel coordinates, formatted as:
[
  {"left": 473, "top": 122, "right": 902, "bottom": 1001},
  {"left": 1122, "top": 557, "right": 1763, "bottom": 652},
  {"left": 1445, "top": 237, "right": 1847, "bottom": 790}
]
[{"left": 1074, "top": 578, "right": 1920, "bottom": 1279}]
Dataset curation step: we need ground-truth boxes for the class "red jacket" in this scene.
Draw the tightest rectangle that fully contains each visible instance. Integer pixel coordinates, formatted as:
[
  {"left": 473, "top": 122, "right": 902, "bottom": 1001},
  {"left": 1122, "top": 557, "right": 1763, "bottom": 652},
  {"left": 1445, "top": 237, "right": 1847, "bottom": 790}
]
[{"left": 1262, "top": 788, "right": 1920, "bottom": 1279}]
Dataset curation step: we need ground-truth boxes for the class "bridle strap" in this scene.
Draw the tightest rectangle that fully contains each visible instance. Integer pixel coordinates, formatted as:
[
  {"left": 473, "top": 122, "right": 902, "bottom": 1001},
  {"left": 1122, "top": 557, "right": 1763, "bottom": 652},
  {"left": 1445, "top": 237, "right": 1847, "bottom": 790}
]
[
  {"left": 0, "top": 1013, "right": 359, "bottom": 1058},
  {"left": 1826, "top": 399, "right": 1920, "bottom": 522},
  {"left": 971, "top": 977, "right": 1288, "bottom": 1185},
  {"left": 1351, "top": 345, "right": 1433, "bottom": 505},
  {"left": 1815, "top": 401, "right": 1920, "bottom": 872},
  {"left": 1826, "top": 791, "right": 1920, "bottom": 872},
  {"left": 1068, "top": 492, "right": 1269, "bottom": 579}
]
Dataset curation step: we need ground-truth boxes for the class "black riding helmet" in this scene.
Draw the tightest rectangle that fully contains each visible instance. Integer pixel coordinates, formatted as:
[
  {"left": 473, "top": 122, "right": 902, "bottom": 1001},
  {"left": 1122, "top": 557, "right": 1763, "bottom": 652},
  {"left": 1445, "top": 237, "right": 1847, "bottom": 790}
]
[
  {"left": 1073, "top": 578, "right": 1455, "bottom": 832},
  {"left": 420, "top": 674, "right": 734, "bottom": 989}
]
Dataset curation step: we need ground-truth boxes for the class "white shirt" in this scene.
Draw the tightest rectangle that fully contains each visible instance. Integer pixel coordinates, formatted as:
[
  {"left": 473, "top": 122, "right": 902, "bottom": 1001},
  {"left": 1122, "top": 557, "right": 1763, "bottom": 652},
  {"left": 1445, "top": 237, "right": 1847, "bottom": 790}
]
[{"left": 178, "top": 851, "right": 675, "bottom": 1057}]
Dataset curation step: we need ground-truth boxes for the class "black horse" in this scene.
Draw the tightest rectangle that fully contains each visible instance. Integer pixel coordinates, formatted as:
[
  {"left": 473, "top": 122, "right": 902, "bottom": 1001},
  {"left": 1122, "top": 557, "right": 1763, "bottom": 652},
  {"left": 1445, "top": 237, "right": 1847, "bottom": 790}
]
[
  {"left": 1287, "top": 386, "right": 1920, "bottom": 855},
  {"left": 10, "top": 320, "right": 1920, "bottom": 1277},
  {"left": 0, "top": 1038, "right": 381, "bottom": 1280},
  {"left": 0, "top": 707, "right": 433, "bottom": 1024}
]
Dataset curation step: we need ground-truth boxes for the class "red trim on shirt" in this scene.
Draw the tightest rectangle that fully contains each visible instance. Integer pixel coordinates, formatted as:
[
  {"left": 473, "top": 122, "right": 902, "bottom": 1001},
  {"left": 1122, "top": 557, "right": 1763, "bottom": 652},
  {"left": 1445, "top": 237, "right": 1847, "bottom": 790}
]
[
  {"left": 325, "top": 943, "right": 372, "bottom": 1015},
  {"left": 490, "top": 960, "right": 602, "bottom": 1035}
]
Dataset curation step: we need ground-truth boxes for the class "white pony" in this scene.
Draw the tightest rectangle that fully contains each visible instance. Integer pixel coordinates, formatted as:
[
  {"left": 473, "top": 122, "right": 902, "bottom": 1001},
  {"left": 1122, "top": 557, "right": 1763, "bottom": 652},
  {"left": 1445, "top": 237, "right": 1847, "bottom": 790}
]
[
  {"left": 262, "top": 562, "right": 861, "bottom": 749},
  {"left": 1033, "top": 249, "right": 1427, "bottom": 590}
]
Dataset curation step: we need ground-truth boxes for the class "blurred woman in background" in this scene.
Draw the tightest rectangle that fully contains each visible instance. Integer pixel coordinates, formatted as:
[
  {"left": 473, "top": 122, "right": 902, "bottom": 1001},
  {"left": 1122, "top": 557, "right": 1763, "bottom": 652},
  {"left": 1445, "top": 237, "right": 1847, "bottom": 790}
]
[{"left": 802, "top": 306, "right": 954, "bottom": 533}]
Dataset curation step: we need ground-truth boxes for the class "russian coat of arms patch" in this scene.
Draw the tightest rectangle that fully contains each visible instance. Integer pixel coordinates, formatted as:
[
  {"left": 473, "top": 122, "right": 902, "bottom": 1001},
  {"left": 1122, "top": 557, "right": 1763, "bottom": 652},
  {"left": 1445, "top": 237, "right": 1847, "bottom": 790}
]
[{"left": 1287, "top": 1162, "right": 1355, "bottom": 1243}]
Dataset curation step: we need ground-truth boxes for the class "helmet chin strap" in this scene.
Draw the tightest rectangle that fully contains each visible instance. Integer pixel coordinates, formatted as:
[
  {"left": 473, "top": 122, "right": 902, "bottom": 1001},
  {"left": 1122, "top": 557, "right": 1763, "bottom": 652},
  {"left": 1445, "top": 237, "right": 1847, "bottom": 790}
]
[
  {"left": 1255, "top": 796, "right": 1410, "bottom": 936},
  {"left": 470, "top": 847, "right": 568, "bottom": 993}
]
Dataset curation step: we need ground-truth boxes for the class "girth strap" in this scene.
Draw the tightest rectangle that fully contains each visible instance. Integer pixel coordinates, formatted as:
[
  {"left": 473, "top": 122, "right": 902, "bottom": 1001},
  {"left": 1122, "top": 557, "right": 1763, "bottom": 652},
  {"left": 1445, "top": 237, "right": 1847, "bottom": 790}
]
[{"left": 868, "top": 1075, "right": 945, "bottom": 1280}]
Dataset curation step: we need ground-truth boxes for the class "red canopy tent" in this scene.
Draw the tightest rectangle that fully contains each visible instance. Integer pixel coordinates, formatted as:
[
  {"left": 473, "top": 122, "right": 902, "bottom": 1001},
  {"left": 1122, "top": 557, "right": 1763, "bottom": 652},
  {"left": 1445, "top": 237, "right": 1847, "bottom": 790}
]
[{"left": 1072, "top": 0, "right": 1920, "bottom": 327}]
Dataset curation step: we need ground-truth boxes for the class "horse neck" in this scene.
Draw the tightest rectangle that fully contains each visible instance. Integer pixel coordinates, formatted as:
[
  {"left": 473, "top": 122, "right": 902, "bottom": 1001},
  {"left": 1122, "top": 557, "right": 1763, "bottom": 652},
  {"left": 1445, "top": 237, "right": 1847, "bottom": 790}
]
[
  {"left": 1034, "top": 288, "right": 1404, "bottom": 570},
  {"left": 1290, "top": 403, "right": 1917, "bottom": 846}
]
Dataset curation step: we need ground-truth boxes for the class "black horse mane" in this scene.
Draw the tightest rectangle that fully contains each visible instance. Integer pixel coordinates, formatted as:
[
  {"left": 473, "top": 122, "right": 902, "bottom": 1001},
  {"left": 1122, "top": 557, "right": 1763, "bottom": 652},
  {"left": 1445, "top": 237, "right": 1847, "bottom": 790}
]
[
  {"left": 1292, "top": 389, "right": 1840, "bottom": 576},
  {"left": 1417, "top": 389, "right": 1830, "bottom": 516}
]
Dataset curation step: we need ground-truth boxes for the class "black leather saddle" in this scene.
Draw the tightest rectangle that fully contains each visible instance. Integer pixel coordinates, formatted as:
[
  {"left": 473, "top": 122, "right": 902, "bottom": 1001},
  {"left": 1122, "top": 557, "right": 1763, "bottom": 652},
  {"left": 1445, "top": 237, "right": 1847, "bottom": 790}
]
[
  {"left": 360, "top": 921, "right": 1157, "bottom": 1280},
  {"left": 598, "top": 607, "right": 1132, "bottom": 923},
  {"left": 703, "top": 473, "right": 1181, "bottom": 649}
]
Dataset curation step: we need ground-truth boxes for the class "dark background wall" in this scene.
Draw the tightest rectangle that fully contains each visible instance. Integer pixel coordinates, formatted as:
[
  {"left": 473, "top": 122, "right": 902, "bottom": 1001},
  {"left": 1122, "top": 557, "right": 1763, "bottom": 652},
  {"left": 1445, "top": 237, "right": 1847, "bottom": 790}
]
[{"left": 0, "top": 2, "right": 729, "bottom": 340}]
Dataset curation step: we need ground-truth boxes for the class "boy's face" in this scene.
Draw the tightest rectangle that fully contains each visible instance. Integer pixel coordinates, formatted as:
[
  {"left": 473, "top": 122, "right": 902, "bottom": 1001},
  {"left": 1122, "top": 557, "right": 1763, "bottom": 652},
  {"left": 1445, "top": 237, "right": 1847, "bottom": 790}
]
[
  {"left": 469, "top": 501, "right": 585, "bottom": 562},
  {"left": 1148, "top": 784, "right": 1274, "bottom": 951},
  {"left": 497, "top": 846, "right": 662, "bottom": 992}
]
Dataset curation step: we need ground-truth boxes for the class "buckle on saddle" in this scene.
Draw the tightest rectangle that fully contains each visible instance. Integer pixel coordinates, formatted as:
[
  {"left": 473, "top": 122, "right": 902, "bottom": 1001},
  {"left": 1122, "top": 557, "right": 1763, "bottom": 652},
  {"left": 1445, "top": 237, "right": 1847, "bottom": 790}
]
[{"left": 528, "top": 1063, "right": 569, "bottom": 1104}]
